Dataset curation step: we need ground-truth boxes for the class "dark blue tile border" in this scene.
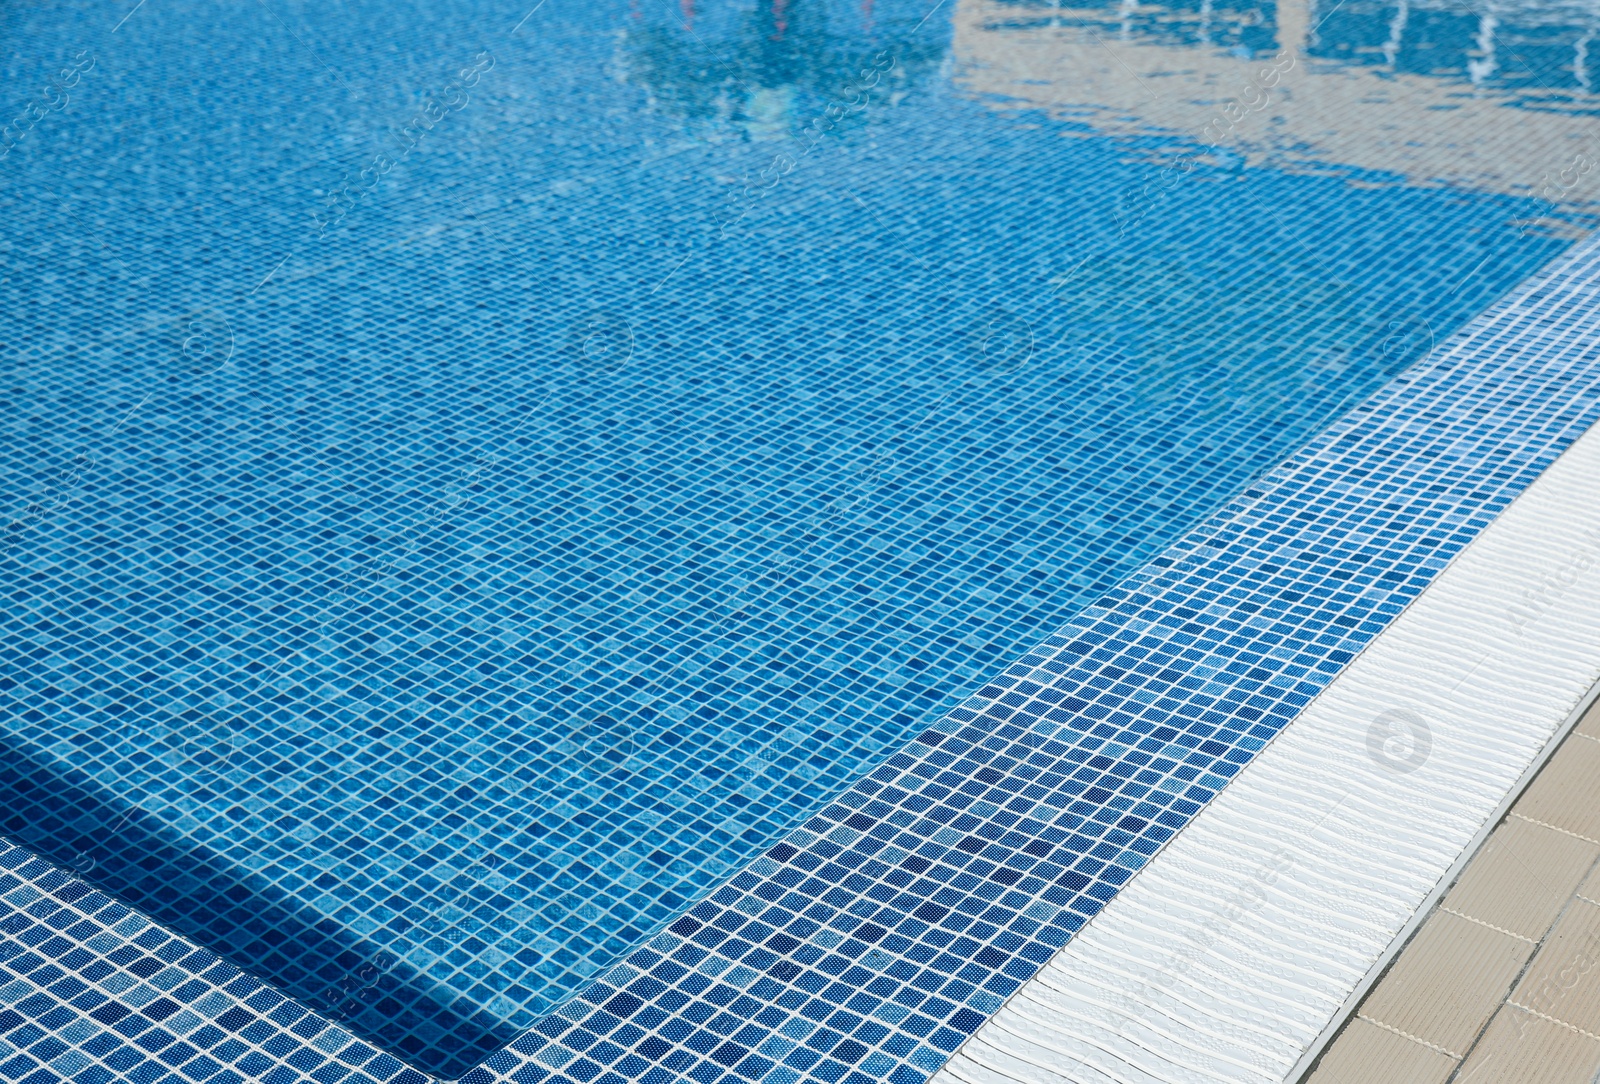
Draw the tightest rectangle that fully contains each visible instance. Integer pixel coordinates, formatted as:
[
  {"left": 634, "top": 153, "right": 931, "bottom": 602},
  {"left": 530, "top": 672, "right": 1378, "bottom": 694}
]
[{"left": 5, "top": 241, "right": 1600, "bottom": 1084}]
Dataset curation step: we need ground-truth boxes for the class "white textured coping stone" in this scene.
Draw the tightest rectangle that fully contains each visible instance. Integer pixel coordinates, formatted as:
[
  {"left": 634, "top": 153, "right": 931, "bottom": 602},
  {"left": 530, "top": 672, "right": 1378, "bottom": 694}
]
[{"left": 931, "top": 331, "right": 1600, "bottom": 1078}]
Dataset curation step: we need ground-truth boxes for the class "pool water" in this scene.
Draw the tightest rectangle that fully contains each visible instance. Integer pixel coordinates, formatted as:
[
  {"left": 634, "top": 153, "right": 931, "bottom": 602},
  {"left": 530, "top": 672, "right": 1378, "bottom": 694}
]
[{"left": 0, "top": 0, "right": 1590, "bottom": 1074}]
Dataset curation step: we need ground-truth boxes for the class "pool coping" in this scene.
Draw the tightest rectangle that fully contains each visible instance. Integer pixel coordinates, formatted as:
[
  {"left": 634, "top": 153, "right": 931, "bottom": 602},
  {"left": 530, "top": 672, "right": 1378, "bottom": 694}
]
[
  {"left": 6, "top": 236, "right": 1600, "bottom": 1084},
  {"left": 1291, "top": 686, "right": 1600, "bottom": 1081},
  {"left": 1303, "top": 692, "right": 1600, "bottom": 1081}
]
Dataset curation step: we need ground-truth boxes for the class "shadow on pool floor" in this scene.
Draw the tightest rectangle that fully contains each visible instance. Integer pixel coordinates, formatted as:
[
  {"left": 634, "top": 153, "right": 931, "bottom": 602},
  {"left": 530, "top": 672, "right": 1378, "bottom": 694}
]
[{"left": 0, "top": 732, "right": 519, "bottom": 1078}]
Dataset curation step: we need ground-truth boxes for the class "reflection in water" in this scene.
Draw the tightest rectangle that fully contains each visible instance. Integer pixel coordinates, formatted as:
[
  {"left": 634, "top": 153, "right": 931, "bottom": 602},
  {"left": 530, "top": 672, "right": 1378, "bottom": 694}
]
[
  {"left": 991, "top": 0, "right": 1282, "bottom": 57},
  {"left": 1311, "top": 0, "right": 1600, "bottom": 98},
  {"left": 950, "top": 0, "right": 1595, "bottom": 486},
  {"left": 618, "top": 0, "right": 946, "bottom": 135},
  {"left": 953, "top": 0, "right": 1600, "bottom": 212},
  {"left": 986, "top": 0, "right": 1600, "bottom": 96}
]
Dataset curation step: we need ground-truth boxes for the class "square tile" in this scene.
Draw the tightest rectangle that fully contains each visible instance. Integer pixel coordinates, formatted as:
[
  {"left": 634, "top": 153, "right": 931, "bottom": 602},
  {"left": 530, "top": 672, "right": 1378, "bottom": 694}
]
[
  {"left": 1307, "top": 1017, "right": 1456, "bottom": 1084},
  {"left": 1457, "top": 1005, "right": 1600, "bottom": 1084},
  {"left": 1513, "top": 738, "right": 1600, "bottom": 844},
  {"left": 1360, "top": 910, "right": 1533, "bottom": 1058},
  {"left": 1573, "top": 705, "right": 1600, "bottom": 743},
  {"left": 1510, "top": 897, "right": 1600, "bottom": 1036},
  {"left": 1445, "top": 816, "right": 1599, "bottom": 942}
]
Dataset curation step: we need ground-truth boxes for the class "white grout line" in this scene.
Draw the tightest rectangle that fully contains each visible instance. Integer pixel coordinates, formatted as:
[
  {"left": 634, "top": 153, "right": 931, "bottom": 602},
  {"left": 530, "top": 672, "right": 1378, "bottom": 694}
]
[
  {"left": 1509, "top": 812, "right": 1600, "bottom": 847},
  {"left": 1501, "top": 1002, "right": 1600, "bottom": 1044},
  {"left": 1354, "top": 1014, "right": 1463, "bottom": 1060},
  {"left": 1437, "top": 907, "right": 1540, "bottom": 946}
]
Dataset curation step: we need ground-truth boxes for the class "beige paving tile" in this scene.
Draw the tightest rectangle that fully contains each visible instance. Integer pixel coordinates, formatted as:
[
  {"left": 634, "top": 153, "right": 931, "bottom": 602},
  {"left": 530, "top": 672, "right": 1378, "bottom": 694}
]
[
  {"left": 1580, "top": 857, "right": 1600, "bottom": 904},
  {"left": 1573, "top": 700, "right": 1600, "bottom": 742},
  {"left": 1455, "top": 1005, "right": 1600, "bottom": 1084},
  {"left": 1305, "top": 1016, "right": 1457, "bottom": 1084},
  {"left": 1444, "top": 816, "right": 1600, "bottom": 941},
  {"left": 1510, "top": 896, "right": 1600, "bottom": 1035},
  {"left": 1359, "top": 909, "right": 1534, "bottom": 1057},
  {"left": 1513, "top": 735, "right": 1600, "bottom": 843}
]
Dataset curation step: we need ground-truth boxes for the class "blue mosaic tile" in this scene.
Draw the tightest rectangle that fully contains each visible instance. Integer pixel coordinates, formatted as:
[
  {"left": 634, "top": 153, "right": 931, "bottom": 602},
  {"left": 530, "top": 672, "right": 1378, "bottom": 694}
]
[
  {"left": 5, "top": 0, "right": 1600, "bottom": 1078},
  {"left": 6, "top": 258, "right": 1600, "bottom": 1077}
]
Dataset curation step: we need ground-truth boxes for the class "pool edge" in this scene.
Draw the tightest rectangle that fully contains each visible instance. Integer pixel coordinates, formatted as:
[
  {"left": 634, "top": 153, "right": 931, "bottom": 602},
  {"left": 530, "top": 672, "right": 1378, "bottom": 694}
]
[{"left": 928, "top": 243, "right": 1600, "bottom": 1083}]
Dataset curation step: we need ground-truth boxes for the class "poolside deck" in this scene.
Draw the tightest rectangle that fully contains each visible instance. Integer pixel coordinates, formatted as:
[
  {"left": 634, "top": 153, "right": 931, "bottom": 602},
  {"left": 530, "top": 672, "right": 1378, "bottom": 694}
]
[{"left": 1309, "top": 696, "right": 1600, "bottom": 1083}]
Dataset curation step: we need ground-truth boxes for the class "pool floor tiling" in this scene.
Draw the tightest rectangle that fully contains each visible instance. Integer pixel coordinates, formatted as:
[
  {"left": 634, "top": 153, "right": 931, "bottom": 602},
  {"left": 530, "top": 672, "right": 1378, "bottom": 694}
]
[{"left": 3, "top": 0, "right": 1600, "bottom": 1079}]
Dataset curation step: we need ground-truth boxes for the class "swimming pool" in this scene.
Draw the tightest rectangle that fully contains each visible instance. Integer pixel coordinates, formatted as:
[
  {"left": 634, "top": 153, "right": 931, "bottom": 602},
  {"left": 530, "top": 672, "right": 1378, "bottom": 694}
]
[{"left": 2, "top": 0, "right": 1597, "bottom": 1079}]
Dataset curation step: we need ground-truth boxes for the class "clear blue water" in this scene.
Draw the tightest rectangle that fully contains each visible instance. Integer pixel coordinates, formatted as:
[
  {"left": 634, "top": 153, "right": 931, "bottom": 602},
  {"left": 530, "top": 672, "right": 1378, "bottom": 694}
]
[{"left": 0, "top": 0, "right": 1582, "bottom": 1073}]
